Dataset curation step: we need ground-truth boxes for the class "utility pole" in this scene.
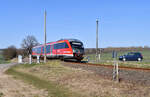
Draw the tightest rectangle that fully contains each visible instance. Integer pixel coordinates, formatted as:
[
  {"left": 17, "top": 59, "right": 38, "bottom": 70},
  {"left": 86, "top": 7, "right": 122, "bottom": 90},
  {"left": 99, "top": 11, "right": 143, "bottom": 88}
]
[
  {"left": 44, "top": 9, "right": 47, "bottom": 63},
  {"left": 96, "top": 18, "right": 99, "bottom": 62}
]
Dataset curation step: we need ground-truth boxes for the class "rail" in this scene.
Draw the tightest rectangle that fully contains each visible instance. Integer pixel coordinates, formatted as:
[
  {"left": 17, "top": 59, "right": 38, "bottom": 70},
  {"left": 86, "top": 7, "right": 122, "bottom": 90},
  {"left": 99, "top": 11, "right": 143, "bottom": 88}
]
[{"left": 63, "top": 61, "right": 150, "bottom": 71}]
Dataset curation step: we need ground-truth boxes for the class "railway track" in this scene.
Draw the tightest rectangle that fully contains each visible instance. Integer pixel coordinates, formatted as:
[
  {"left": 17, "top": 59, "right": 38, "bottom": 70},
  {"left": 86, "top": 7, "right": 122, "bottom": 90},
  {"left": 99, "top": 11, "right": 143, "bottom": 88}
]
[
  {"left": 63, "top": 61, "right": 150, "bottom": 86},
  {"left": 63, "top": 61, "right": 150, "bottom": 71}
]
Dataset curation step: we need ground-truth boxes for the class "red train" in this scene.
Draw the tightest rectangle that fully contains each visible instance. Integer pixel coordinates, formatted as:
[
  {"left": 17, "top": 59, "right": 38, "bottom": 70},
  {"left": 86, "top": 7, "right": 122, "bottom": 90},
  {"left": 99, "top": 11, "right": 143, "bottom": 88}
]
[{"left": 32, "top": 39, "right": 84, "bottom": 61}]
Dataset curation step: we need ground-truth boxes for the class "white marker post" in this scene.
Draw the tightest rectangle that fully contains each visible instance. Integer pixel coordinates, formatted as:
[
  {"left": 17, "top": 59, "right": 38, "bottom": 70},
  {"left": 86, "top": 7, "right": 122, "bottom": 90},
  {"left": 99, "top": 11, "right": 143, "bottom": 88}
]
[
  {"left": 98, "top": 54, "right": 101, "bottom": 61},
  {"left": 116, "top": 62, "right": 119, "bottom": 82},
  {"left": 29, "top": 54, "right": 32, "bottom": 64},
  {"left": 37, "top": 55, "right": 40, "bottom": 64},
  {"left": 18, "top": 55, "right": 22, "bottom": 63}
]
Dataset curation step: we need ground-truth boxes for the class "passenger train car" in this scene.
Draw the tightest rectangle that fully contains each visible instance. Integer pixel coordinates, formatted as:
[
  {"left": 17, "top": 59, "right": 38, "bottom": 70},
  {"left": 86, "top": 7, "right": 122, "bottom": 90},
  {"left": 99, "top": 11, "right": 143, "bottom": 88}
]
[{"left": 32, "top": 39, "right": 84, "bottom": 61}]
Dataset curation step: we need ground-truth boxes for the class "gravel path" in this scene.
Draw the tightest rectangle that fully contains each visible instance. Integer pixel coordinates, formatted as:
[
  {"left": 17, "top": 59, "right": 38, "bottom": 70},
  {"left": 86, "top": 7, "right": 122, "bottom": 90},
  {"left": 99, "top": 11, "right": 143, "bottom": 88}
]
[
  {"left": 0, "top": 63, "right": 17, "bottom": 73},
  {"left": 63, "top": 62, "right": 150, "bottom": 86},
  {"left": 0, "top": 63, "right": 48, "bottom": 97}
]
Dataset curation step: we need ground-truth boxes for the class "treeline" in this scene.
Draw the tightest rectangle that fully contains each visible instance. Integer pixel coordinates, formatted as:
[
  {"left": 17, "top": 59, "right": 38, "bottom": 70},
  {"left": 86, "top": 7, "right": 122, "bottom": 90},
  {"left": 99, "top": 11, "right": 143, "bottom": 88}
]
[
  {"left": 2, "top": 35, "right": 150, "bottom": 60},
  {"left": 2, "top": 46, "right": 26, "bottom": 60},
  {"left": 85, "top": 46, "right": 150, "bottom": 54},
  {"left": 0, "top": 49, "right": 3, "bottom": 54},
  {"left": 2, "top": 35, "right": 39, "bottom": 60}
]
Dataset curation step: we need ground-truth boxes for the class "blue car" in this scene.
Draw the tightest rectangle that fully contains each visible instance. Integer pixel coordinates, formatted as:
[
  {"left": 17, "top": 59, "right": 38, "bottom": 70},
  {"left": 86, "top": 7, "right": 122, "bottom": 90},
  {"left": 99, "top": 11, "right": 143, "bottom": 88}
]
[{"left": 119, "top": 52, "right": 143, "bottom": 61}]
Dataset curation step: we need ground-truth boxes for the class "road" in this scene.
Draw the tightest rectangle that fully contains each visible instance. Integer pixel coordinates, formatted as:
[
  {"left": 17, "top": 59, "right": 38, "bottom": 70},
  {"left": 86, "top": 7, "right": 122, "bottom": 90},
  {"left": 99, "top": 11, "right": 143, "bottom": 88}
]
[{"left": 0, "top": 63, "right": 47, "bottom": 97}]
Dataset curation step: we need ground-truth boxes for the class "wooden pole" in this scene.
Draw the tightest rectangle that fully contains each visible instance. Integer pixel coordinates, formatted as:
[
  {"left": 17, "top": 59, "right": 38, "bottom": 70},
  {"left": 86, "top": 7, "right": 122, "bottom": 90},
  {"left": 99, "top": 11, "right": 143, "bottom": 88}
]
[
  {"left": 44, "top": 9, "right": 47, "bottom": 63},
  {"left": 96, "top": 19, "right": 99, "bottom": 62}
]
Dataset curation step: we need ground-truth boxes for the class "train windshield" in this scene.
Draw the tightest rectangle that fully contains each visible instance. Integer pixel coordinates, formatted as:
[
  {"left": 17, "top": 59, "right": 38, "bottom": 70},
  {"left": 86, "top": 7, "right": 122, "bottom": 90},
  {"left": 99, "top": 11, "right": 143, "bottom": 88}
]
[{"left": 70, "top": 42, "right": 84, "bottom": 49}]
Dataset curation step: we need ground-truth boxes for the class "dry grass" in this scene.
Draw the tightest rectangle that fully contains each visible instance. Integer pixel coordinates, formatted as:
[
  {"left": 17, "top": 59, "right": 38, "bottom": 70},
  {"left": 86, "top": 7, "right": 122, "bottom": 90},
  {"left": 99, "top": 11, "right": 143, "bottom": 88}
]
[
  {"left": 9, "top": 60, "right": 150, "bottom": 97},
  {"left": 1, "top": 71, "right": 48, "bottom": 97}
]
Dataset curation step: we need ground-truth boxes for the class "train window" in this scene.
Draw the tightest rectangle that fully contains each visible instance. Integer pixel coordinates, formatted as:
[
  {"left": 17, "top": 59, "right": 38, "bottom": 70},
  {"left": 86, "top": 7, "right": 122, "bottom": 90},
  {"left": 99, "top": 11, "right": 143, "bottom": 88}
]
[
  {"left": 50, "top": 45, "right": 53, "bottom": 52},
  {"left": 42, "top": 47, "right": 44, "bottom": 54},
  {"left": 36, "top": 48, "right": 38, "bottom": 54},
  {"left": 37, "top": 47, "right": 41, "bottom": 54},
  {"left": 32, "top": 48, "right": 35, "bottom": 52},
  {"left": 54, "top": 43, "right": 60, "bottom": 49},
  {"left": 64, "top": 42, "right": 69, "bottom": 48},
  {"left": 54, "top": 42, "right": 68, "bottom": 49},
  {"left": 58, "top": 43, "right": 63, "bottom": 49},
  {"left": 70, "top": 42, "right": 83, "bottom": 48},
  {"left": 41, "top": 45, "right": 50, "bottom": 54},
  {"left": 34, "top": 48, "right": 37, "bottom": 53},
  {"left": 54, "top": 44, "right": 57, "bottom": 49},
  {"left": 46, "top": 45, "right": 50, "bottom": 53}
]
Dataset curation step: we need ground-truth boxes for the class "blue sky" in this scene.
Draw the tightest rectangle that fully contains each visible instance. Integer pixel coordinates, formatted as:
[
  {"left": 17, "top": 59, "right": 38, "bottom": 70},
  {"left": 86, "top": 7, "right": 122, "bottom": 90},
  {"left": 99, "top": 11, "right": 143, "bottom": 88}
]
[{"left": 0, "top": 0, "right": 150, "bottom": 48}]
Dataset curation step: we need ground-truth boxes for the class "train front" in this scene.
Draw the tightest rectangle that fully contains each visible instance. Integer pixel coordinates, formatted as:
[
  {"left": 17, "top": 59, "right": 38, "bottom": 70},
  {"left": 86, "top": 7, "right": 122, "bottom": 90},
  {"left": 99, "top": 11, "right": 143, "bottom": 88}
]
[{"left": 69, "top": 39, "right": 84, "bottom": 61}]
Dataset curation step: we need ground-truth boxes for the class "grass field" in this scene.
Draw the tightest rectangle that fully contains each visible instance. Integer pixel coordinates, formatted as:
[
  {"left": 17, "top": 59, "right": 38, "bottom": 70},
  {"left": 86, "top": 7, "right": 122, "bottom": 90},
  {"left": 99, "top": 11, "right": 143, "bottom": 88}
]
[
  {"left": 0, "top": 53, "right": 5, "bottom": 64},
  {"left": 0, "top": 51, "right": 10, "bottom": 64},
  {"left": 6, "top": 61, "right": 83, "bottom": 97},
  {"left": 6, "top": 60, "right": 150, "bottom": 97},
  {"left": 85, "top": 50, "right": 150, "bottom": 68}
]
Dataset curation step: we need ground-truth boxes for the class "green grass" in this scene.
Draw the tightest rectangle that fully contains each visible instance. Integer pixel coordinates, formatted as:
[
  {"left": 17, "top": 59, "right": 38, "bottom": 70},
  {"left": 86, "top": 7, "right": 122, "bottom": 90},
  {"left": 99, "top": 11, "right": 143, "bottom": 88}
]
[
  {"left": 16, "top": 61, "right": 76, "bottom": 82},
  {"left": 0, "top": 51, "right": 12, "bottom": 64},
  {"left": 0, "top": 51, "right": 9, "bottom": 64},
  {"left": 0, "top": 92, "right": 3, "bottom": 97},
  {"left": 85, "top": 50, "right": 150, "bottom": 68},
  {"left": 0, "top": 54, "right": 5, "bottom": 64},
  {"left": 17, "top": 62, "right": 42, "bottom": 68},
  {"left": 5, "top": 62, "right": 82, "bottom": 97}
]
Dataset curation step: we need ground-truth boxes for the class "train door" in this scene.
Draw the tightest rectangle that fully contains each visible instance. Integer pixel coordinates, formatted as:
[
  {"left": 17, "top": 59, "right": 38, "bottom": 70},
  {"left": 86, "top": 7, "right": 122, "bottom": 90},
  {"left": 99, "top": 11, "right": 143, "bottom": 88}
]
[
  {"left": 50, "top": 45, "right": 53, "bottom": 57},
  {"left": 40, "top": 47, "right": 43, "bottom": 56},
  {"left": 53, "top": 44, "right": 57, "bottom": 57},
  {"left": 42, "top": 47, "right": 44, "bottom": 56}
]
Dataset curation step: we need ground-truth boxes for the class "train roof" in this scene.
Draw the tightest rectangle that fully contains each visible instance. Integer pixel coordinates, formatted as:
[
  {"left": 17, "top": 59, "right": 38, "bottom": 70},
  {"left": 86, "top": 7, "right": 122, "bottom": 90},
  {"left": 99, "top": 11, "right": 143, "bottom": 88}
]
[
  {"left": 57, "top": 39, "right": 82, "bottom": 42},
  {"left": 33, "top": 39, "right": 83, "bottom": 48}
]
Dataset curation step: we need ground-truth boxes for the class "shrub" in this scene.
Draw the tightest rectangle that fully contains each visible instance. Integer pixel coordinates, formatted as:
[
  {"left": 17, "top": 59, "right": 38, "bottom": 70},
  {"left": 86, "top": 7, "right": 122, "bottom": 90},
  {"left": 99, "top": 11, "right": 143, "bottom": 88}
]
[{"left": 3, "top": 45, "right": 17, "bottom": 60}]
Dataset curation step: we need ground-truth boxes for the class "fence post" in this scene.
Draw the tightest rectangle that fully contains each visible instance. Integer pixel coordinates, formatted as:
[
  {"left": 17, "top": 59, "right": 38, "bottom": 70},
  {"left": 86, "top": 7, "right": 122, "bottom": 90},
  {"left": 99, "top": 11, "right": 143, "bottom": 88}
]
[
  {"left": 116, "top": 62, "right": 119, "bottom": 82},
  {"left": 112, "top": 51, "right": 119, "bottom": 82},
  {"left": 113, "top": 58, "right": 116, "bottom": 80},
  {"left": 37, "top": 55, "right": 40, "bottom": 63},
  {"left": 98, "top": 54, "right": 101, "bottom": 61},
  {"left": 29, "top": 54, "right": 32, "bottom": 64},
  {"left": 18, "top": 55, "right": 22, "bottom": 63}
]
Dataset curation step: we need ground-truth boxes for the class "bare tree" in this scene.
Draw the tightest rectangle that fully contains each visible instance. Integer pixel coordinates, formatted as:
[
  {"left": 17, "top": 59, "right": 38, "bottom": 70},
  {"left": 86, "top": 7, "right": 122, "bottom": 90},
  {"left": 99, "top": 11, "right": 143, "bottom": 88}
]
[{"left": 21, "top": 35, "right": 39, "bottom": 55}]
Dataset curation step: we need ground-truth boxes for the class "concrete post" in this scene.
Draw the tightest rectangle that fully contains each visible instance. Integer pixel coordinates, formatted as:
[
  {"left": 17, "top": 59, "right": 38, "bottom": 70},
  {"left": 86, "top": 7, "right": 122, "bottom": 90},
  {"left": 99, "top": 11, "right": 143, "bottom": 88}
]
[
  {"left": 18, "top": 55, "right": 22, "bottom": 63},
  {"left": 29, "top": 54, "right": 32, "bottom": 64},
  {"left": 44, "top": 9, "right": 47, "bottom": 63},
  {"left": 116, "top": 62, "right": 119, "bottom": 82},
  {"left": 37, "top": 55, "right": 40, "bottom": 63},
  {"left": 96, "top": 19, "right": 99, "bottom": 62},
  {"left": 98, "top": 54, "right": 101, "bottom": 61},
  {"left": 113, "top": 58, "right": 119, "bottom": 82}
]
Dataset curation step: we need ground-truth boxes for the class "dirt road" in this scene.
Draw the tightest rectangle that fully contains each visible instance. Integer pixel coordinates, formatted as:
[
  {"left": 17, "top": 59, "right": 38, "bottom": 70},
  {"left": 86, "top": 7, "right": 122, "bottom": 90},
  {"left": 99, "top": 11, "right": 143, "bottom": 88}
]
[{"left": 0, "top": 63, "right": 47, "bottom": 97}]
